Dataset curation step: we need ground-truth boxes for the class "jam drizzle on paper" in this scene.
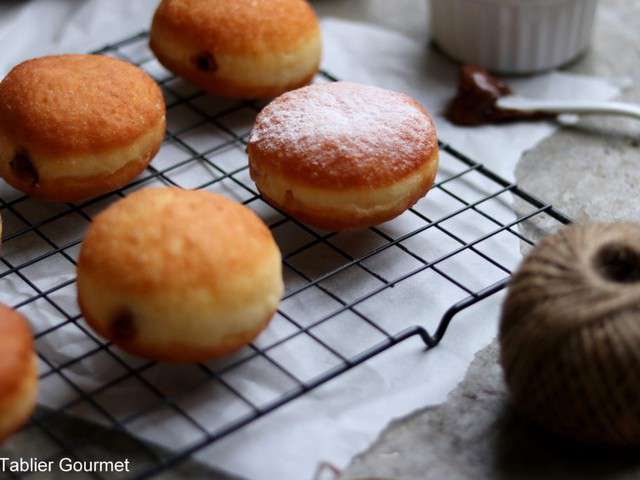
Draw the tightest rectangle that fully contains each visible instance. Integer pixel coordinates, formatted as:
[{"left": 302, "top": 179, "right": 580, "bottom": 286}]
[{"left": 446, "top": 65, "right": 552, "bottom": 126}]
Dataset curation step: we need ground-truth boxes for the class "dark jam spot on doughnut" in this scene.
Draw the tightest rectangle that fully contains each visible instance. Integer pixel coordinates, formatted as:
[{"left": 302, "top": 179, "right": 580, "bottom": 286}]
[
  {"left": 192, "top": 51, "right": 218, "bottom": 73},
  {"left": 10, "top": 149, "right": 39, "bottom": 186},
  {"left": 110, "top": 308, "right": 137, "bottom": 342},
  {"left": 594, "top": 243, "right": 640, "bottom": 284}
]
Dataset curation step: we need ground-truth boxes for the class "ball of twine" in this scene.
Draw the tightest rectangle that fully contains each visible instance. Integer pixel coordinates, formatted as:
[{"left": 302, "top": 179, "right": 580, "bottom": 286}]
[{"left": 500, "top": 222, "right": 640, "bottom": 446}]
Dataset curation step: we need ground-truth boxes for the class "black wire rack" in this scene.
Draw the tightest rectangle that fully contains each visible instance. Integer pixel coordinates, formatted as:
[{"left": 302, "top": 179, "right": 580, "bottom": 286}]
[{"left": 0, "top": 31, "right": 571, "bottom": 479}]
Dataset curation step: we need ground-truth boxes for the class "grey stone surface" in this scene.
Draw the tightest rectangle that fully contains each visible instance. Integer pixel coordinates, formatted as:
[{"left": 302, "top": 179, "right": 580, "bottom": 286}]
[
  {"left": 343, "top": 340, "right": 640, "bottom": 480},
  {"left": 341, "top": 1, "right": 640, "bottom": 479},
  {"left": 341, "top": 342, "right": 507, "bottom": 480},
  {"left": 517, "top": 0, "right": 640, "bottom": 226}
]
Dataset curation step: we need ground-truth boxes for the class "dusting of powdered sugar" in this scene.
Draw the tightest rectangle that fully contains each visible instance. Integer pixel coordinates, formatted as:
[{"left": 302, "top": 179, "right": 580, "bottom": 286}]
[{"left": 249, "top": 82, "right": 435, "bottom": 187}]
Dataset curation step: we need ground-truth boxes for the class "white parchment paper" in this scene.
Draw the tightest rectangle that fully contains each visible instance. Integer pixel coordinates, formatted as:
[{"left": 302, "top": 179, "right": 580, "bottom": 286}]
[{"left": 0, "top": 2, "right": 621, "bottom": 479}]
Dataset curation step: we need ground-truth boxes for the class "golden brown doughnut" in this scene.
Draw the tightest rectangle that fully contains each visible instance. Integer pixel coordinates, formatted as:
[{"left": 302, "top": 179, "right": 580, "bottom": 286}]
[
  {"left": 0, "top": 304, "right": 37, "bottom": 442},
  {"left": 0, "top": 55, "right": 166, "bottom": 202},
  {"left": 149, "top": 0, "right": 322, "bottom": 99},
  {"left": 248, "top": 82, "right": 439, "bottom": 230},
  {"left": 77, "top": 188, "right": 283, "bottom": 362}
]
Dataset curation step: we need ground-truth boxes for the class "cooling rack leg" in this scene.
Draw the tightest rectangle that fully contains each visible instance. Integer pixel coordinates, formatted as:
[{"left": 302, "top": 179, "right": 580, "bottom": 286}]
[{"left": 432, "top": 278, "right": 511, "bottom": 345}]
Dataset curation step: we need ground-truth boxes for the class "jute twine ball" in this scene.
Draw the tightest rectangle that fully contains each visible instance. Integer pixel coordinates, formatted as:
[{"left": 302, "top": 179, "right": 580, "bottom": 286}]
[{"left": 500, "top": 222, "right": 640, "bottom": 446}]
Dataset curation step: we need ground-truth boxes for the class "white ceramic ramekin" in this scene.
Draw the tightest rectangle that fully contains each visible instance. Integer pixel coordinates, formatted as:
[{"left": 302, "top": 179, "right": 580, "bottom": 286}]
[{"left": 430, "top": 0, "right": 599, "bottom": 74}]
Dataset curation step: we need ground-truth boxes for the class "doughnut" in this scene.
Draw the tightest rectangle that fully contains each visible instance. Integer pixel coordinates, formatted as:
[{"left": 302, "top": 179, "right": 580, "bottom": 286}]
[
  {"left": 149, "top": 0, "right": 322, "bottom": 99},
  {"left": 0, "top": 55, "right": 166, "bottom": 203},
  {"left": 248, "top": 82, "right": 439, "bottom": 231},
  {"left": 0, "top": 304, "right": 37, "bottom": 442},
  {"left": 77, "top": 188, "right": 284, "bottom": 362}
]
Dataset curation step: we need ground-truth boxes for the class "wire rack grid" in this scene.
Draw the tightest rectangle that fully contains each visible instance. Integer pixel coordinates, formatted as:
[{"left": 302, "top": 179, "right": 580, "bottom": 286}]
[{"left": 0, "top": 31, "right": 570, "bottom": 479}]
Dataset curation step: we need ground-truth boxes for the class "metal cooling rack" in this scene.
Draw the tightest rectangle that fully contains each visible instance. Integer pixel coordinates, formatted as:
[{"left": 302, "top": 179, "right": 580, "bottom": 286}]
[{"left": 0, "top": 31, "right": 571, "bottom": 479}]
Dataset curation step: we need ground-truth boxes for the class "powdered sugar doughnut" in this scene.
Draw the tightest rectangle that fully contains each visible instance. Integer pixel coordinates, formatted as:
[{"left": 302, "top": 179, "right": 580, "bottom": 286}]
[{"left": 248, "top": 82, "right": 439, "bottom": 230}]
